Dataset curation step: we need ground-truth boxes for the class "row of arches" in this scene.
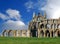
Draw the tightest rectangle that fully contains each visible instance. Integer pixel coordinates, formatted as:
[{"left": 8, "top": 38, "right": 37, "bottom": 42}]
[
  {"left": 2, "top": 30, "right": 29, "bottom": 37},
  {"left": 40, "top": 24, "right": 60, "bottom": 29},
  {"left": 40, "top": 29, "right": 60, "bottom": 37}
]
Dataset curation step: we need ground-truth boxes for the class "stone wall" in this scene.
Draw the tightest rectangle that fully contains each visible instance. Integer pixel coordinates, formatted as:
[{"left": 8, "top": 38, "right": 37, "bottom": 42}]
[{"left": 2, "top": 30, "right": 30, "bottom": 37}]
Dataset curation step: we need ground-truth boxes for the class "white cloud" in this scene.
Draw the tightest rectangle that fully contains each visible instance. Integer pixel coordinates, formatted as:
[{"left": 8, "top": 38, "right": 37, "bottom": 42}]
[
  {"left": 25, "top": 1, "right": 34, "bottom": 9},
  {"left": 0, "top": 9, "right": 28, "bottom": 30},
  {"left": 25, "top": 0, "right": 46, "bottom": 12},
  {"left": 0, "top": 9, "right": 21, "bottom": 20},
  {"left": 2, "top": 20, "right": 28, "bottom": 30},
  {"left": 6, "top": 9, "right": 21, "bottom": 20},
  {"left": 0, "top": 13, "right": 9, "bottom": 20},
  {"left": 25, "top": 0, "right": 60, "bottom": 19},
  {"left": 6, "top": 20, "right": 25, "bottom": 26},
  {"left": 41, "top": 0, "right": 60, "bottom": 19}
]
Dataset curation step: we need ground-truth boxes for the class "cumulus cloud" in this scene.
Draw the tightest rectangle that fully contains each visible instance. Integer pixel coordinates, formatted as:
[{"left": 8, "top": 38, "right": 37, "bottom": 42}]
[
  {"left": 0, "top": 9, "right": 21, "bottom": 20},
  {"left": 6, "top": 9, "right": 21, "bottom": 20},
  {"left": 41, "top": 0, "right": 60, "bottom": 19},
  {"left": 2, "top": 20, "right": 28, "bottom": 30},
  {"left": 25, "top": 0, "right": 46, "bottom": 12},
  {"left": 0, "top": 13, "right": 9, "bottom": 20},
  {"left": 0, "top": 9, "right": 28, "bottom": 30},
  {"left": 25, "top": 0, "right": 60, "bottom": 19}
]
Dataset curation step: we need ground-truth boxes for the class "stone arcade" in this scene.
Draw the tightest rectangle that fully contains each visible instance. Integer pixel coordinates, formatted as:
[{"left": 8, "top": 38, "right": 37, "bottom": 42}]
[{"left": 2, "top": 12, "right": 60, "bottom": 38}]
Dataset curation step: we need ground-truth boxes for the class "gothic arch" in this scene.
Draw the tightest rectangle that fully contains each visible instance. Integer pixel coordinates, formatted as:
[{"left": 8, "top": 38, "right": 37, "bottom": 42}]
[
  {"left": 51, "top": 24, "right": 57, "bottom": 29},
  {"left": 16, "top": 30, "right": 19, "bottom": 37},
  {"left": 56, "top": 29, "right": 60, "bottom": 37},
  {"left": 8, "top": 30, "right": 13, "bottom": 37},
  {"left": 57, "top": 24, "right": 60, "bottom": 29},
  {"left": 45, "top": 30, "right": 50, "bottom": 37},
  {"left": 55, "top": 29, "right": 60, "bottom": 37},
  {"left": 2, "top": 30, "right": 7, "bottom": 37},
  {"left": 45, "top": 24, "right": 51, "bottom": 29},
  {"left": 40, "top": 24, "right": 44, "bottom": 29}
]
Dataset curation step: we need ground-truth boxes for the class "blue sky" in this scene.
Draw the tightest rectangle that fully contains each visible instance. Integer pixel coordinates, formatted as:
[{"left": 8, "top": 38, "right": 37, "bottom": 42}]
[
  {"left": 0, "top": 0, "right": 46, "bottom": 24},
  {"left": 0, "top": 0, "right": 46, "bottom": 33},
  {"left": 0, "top": 0, "right": 60, "bottom": 33},
  {"left": 0, "top": 0, "right": 32, "bottom": 23}
]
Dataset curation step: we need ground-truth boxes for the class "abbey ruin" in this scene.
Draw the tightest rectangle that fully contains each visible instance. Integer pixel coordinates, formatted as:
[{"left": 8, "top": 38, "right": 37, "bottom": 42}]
[{"left": 2, "top": 12, "right": 60, "bottom": 38}]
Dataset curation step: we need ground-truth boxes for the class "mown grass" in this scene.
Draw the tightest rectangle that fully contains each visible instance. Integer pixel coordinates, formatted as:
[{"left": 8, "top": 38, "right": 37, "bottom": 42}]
[{"left": 0, "top": 37, "right": 60, "bottom": 44}]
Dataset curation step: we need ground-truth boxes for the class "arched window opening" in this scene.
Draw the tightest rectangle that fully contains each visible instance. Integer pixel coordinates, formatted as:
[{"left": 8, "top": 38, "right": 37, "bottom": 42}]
[
  {"left": 40, "top": 30, "right": 44, "bottom": 37},
  {"left": 40, "top": 24, "right": 44, "bottom": 29},
  {"left": 33, "top": 22, "right": 37, "bottom": 29},
  {"left": 45, "top": 30, "right": 50, "bottom": 37},
  {"left": 8, "top": 30, "right": 13, "bottom": 37},
  {"left": 58, "top": 24, "right": 60, "bottom": 29},
  {"left": 45, "top": 24, "right": 51, "bottom": 29},
  {"left": 57, "top": 31, "right": 60, "bottom": 37},
  {"left": 51, "top": 24, "right": 54, "bottom": 29},
  {"left": 51, "top": 24, "right": 57, "bottom": 29}
]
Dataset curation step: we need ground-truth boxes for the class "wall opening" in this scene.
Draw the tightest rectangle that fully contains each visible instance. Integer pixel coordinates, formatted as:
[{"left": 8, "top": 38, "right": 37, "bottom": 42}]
[
  {"left": 8, "top": 30, "right": 13, "bottom": 37},
  {"left": 58, "top": 31, "right": 60, "bottom": 37},
  {"left": 40, "top": 24, "right": 44, "bottom": 29},
  {"left": 40, "top": 30, "right": 44, "bottom": 37},
  {"left": 51, "top": 31, "right": 53, "bottom": 37},
  {"left": 31, "top": 29, "right": 37, "bottom": 37},
  {"left": 45, "top": 30, "right": 50, "bottom": 37}
]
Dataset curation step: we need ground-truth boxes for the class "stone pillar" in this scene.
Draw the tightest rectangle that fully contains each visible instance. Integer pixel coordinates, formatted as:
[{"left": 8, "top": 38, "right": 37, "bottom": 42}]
[
  {"left": 38, "top": 29, "right": 40, "bottom": 38},
  {"left": 50, "top": 31, "right": 52, "bottom": 38},
  {"left": 22, "top": 30, "right": 27, "bottom": 37},
  {"left": 16, "top": 30, "right": 20, "bottom": 37},
  {"left": 13, "top": 30, "right": 17, "bottom": 37},
  {"left": 44, "top": 31, "right": 46, "bottom": 37},
  {"left": 2, "top": 32, "right": 4, "bottom": 37},
  {"left": 19, "top": 30, "right": 22, "bottom": 37},
  {"left": 2, "top": 30, "right": 6, "bottom": 37},
  {"left": 47, "top": 33, "right": 49, "bottom": 37},
  {"left": 55, "top": 32, "right": 58, "bottom": 37},
  {"left": 27, "top": 30, "right": 30, "bottom": 37},
  {"left": 56, "top": 31, "right": 58, "bottom": 37}
]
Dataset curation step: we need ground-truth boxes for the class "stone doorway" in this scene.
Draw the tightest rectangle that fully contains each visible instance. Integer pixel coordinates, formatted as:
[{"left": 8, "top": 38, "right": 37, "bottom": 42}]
[{"left": 31, "top": 30, "right": 37, "bottom": 37}]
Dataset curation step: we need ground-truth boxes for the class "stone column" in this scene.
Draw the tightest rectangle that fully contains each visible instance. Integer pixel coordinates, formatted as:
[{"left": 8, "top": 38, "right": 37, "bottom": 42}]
[
  {"left": 13, "top": 30, "right": 17, "bottom": 37},
  {"left": 38, "top": 29, "right": 40, "bottom": 38},
  {"left": 50, "top": 31, "right": 52, "bottom": 38},
  {"left": 27, "top": 30, "right": 30, "bottom": 37},
  {"left": 20, "top": 30, "right": 22, "bottom": 37},
  {"left": 55, "top": 32, "right": 57, "bottom": 37},
  {"left": 2, "top": 30, "right": 6, "bottom": 37},
  {"left": 22, "top": 30, "right": 26, "bottom": 37},
  {"left": 44, "top": 31, "right": 46, "bottom": 38},
  {"left": 16, "top": 30, "right": 20, "bottom": 37}
]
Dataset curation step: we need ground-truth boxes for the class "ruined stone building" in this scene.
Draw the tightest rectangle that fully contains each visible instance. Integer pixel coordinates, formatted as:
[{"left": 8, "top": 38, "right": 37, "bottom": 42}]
[
  {"left": 2, "top": 29, "right": 30, "bottom": 37},
  {"left": 2, "top": 12, "right": 60, "bottom": 38}
]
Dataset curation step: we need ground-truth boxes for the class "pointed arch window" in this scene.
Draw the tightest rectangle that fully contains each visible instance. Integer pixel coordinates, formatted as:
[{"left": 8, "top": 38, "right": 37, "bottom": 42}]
[
  {"left": 45, "top": 24, "right": 51, "bottom": 29},
  {"left": 58, "top": 24, "right": 60, "bottom": 28}
]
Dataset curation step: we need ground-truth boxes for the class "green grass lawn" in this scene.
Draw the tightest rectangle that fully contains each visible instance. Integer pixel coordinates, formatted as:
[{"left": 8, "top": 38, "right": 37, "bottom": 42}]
[{"left": 0, "top": 37, "right": 60, "bottom": 44}]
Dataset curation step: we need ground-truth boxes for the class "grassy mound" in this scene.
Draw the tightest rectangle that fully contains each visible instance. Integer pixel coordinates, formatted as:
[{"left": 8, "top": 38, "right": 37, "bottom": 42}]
[{"left": 0, "top": 37, "right": 60, "bottom": 44}]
